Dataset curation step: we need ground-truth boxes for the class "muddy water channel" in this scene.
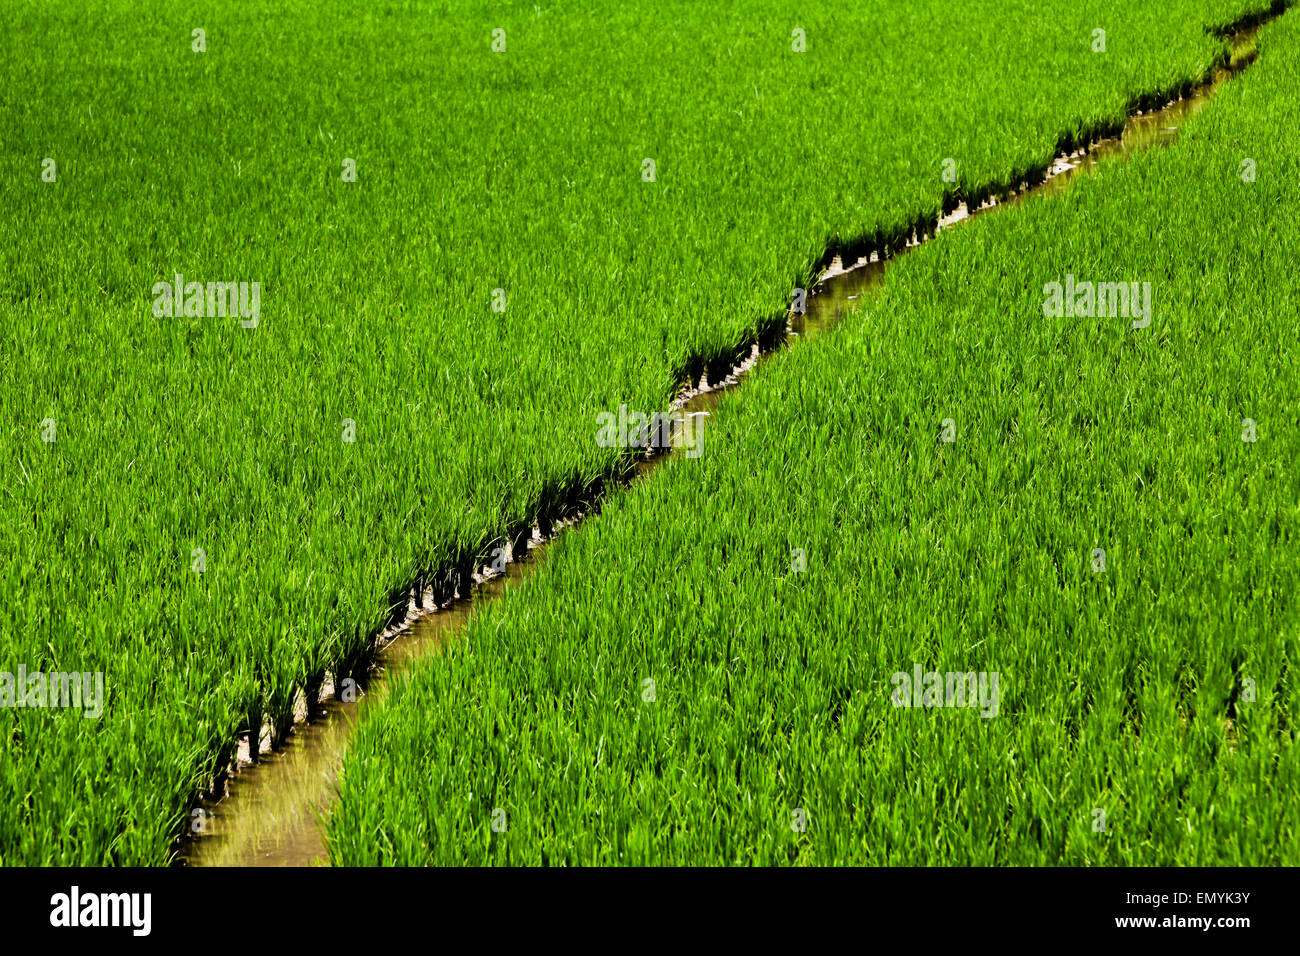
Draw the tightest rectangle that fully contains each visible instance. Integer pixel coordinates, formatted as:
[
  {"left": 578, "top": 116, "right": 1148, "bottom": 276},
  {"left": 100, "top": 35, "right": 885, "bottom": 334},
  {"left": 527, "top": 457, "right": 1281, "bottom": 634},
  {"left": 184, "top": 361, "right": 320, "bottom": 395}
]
[
  {"left": 178, "top": 575, "right": 521, "bottom": 866},
  {"left": 178, "top": 22, "right": 1266, "bottom": 867}
]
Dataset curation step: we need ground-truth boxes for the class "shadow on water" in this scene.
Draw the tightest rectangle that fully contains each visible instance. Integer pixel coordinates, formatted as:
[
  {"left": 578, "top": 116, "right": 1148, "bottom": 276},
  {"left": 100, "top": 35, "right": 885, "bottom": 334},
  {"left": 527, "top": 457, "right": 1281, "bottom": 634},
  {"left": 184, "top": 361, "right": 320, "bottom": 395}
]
[{"left": 178, "top": 18, "right": 1270, "bottom": 867}]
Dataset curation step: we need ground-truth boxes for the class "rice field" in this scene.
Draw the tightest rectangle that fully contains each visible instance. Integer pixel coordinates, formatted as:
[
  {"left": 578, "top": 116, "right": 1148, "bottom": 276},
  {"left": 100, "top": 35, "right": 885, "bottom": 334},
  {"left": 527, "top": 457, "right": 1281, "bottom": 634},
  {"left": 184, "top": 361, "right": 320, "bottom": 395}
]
[
  {"left": 327, "top": 6, "right": 1300, "bottom": 865},
  {"left": 1, "top": 0, "right": 1295, "bottom": 867}
]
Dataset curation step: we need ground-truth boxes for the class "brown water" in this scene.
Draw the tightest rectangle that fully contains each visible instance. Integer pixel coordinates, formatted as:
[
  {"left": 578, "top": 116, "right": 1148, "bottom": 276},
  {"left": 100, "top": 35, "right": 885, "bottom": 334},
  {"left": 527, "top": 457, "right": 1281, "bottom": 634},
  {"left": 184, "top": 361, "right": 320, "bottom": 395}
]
[{"left": 178, "top": 22, "right": 1267, "bottom": 868}]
